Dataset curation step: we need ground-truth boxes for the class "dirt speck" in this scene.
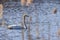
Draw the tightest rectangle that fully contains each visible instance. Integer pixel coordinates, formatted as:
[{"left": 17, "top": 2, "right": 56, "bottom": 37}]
[{"left": 52, "top": 8, "right": 57, "bottom": 14}]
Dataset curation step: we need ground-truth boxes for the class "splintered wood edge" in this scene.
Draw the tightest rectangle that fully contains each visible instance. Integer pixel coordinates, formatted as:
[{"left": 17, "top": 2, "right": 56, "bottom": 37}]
[
  {"left": 0, "top": 4, "right": 3, "bottom": 19},
  {"left": 23, "top": 13, "right": 28, "bottom": 17}
]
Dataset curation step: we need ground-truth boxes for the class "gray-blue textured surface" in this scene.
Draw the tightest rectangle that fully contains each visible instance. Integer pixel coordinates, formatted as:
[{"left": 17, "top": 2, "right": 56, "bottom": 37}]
[{"left": 0, "top": 0, "right": 60, "bottom": 40}]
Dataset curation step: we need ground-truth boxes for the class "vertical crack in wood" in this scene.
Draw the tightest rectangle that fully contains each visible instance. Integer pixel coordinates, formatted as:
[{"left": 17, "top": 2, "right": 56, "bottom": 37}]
[
  {"left": 27, "top": 16, "right": 32, "bottom": 40},
  {"left": 35, "top": 9, "right": 40, "bottom": 40},
  {"left": 21, "top": 14, "right": 25, "bottom": 40},
  {"left": 0, "top": 4, "right": 5, "bottom": 26},
  {"left": 48, "top": 21, "right": 50, "bottom": 40}
]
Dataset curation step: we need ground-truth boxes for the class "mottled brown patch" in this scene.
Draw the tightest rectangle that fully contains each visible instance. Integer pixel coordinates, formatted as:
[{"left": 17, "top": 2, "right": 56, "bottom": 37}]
[
  {"left": 21, "top": 0, "right": 26, "bottom": 6},
  {"left": 52, "top": 8, "right": 57, "bottom": 14},
  {"left": 26, "top": 0, "right": 33, "bottom": 6}
]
